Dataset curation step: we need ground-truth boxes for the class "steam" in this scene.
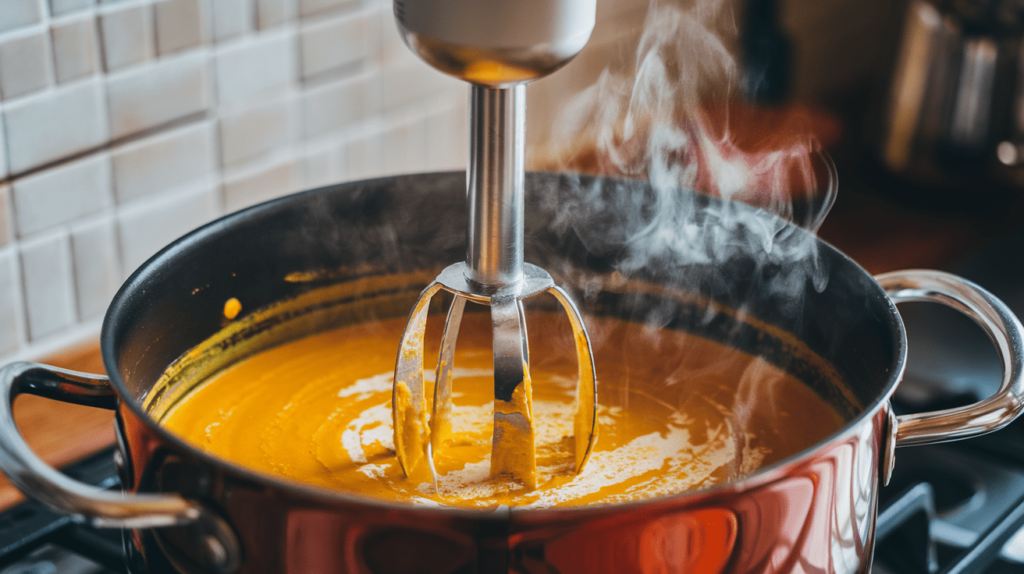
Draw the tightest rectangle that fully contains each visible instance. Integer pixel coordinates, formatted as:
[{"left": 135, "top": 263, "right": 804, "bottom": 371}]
[
  {"left": 545, "top": 0, "right": 831, "bottom": 292},
  {"left": 547, "top": 0, "right": 830, "bottom": 229},
  {"left": 539, "top": 0, "right": 838, "bottom": 476}
]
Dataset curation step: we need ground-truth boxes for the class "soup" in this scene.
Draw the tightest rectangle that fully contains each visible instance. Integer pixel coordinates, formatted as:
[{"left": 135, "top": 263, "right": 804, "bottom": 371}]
[{"left": 157, "top": 312, "right": 846, "bottom": 509}]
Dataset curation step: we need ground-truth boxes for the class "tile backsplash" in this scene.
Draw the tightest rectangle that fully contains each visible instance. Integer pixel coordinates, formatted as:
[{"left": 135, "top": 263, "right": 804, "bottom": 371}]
[{"left": 0, "top": 0, "right": 648, "bottom": 362}]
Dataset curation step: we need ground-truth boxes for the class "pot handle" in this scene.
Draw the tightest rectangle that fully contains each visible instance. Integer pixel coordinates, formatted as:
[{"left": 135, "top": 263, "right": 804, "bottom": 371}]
[
  {"left": 0, "top": 361, "right": 242, "bottom": 574},
  {"left": 0, "top": 362, "right": 207, "bottom": 528},
  {"left": 876, "top": 270, "right": 1024, "bottom": 446}
]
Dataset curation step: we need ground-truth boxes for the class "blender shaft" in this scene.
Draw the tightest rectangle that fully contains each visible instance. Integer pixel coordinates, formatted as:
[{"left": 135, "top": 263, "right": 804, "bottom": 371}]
[{"left": 466, "top": 84, "right": 525, "bottom": 288}]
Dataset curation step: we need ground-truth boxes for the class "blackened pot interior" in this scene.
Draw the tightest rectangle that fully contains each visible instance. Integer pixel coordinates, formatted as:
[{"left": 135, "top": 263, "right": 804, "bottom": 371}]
[{"left": 102, "top": 172, "right": 902, "bottom": 489}]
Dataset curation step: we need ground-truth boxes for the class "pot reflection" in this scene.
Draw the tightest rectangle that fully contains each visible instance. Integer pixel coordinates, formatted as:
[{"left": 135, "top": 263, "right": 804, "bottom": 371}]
[
  {"left": 509, "top": 409, "right": 881, "bottom": 574},
  {"left": 286, "top": 513, "right": 478, "bottom": 573},
  {"left": 538, "top": 507, "right": 738, "bottom": 573}
]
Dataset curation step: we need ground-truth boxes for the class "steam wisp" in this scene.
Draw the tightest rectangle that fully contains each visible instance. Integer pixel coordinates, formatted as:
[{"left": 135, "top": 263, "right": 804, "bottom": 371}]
[{"left": 538, "top": 0, "right": 840, "bottom": 479}]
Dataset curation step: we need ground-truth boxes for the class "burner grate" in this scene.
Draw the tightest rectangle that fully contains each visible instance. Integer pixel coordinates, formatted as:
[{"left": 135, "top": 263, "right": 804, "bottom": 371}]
[
  {"left": 4, "top": 445, "right": 1024, "bottom": 573},
  {"left": 874, "top": 443, "right": 1024, "bottom": 574},
  {"left": 875, "top": 482, "right": 938, "bottom": 573},
  {"left": 0, "top": 450, "right": 126, "bottom": 574}
]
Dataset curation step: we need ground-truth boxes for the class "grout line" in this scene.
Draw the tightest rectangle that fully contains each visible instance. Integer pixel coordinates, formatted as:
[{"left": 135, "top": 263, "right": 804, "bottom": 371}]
[
  {"left": 1, "top": 245, "right": 27, "bottom": 356},
  {"left": 93, "top": 1, "right": 111, "bottom": 74},
  {"left": 4, "top": 110, "right": 210, "bottom": 183},
  {"left": 59, "top": 229, "right": 81, "bottom": 327},
  {"left": 148, "top": 0, "right": 159, "bottom": 58},
  {"left": 14, "top": 234, "right": 32, "bottom": 346},
  {"left": 248, "top": 0, "right": 259, "bottom": 35}
]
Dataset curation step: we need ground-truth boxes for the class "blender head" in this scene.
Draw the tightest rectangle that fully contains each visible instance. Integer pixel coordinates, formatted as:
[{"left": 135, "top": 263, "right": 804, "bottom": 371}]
[{"left": 390, "top": 0, "right": 598, "bottom": 489}]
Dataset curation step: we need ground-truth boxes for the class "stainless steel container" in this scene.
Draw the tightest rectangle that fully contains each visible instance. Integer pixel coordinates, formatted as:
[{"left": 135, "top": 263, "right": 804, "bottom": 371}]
[
  {"left": 875, "top": 0, "right": 1024, "bottom": 189},
  {"left": 0, "top": 172, "right": 1020, "bottom": 574}
]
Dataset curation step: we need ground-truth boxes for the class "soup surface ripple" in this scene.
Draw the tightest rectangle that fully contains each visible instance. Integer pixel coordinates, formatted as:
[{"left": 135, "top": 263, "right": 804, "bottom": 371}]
[{"left": 159, "top": 313, "right": 845, "bottom": 509}]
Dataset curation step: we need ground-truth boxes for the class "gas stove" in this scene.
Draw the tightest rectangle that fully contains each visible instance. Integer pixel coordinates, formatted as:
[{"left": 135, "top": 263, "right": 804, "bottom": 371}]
[
  {"left": 871, "top": 224, "right": 1024, "bottom": 574},
  {"left": 0, "top": 449, "right": 125, "bottom": 573},
  {"left": 2, "top": 230, "right": 1024, "bottom": 574}
]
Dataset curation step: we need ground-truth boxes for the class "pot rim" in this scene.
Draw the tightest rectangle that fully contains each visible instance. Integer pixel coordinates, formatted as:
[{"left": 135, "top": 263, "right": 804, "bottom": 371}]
[{"left": 100, "top": 171, "right": 908, "bottom": 520}]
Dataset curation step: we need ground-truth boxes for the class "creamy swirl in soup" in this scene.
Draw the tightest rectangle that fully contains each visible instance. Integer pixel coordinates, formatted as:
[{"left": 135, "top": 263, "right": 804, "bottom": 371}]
[{"left": 157, "top": 313, "right": 846, "bottom": 508}]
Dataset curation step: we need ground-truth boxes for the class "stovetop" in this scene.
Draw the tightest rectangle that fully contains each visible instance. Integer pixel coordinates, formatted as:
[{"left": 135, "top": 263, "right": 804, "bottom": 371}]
[
  {"left": 871, "top": 224, "right": 1024, "bottom": 573},
  {"left": 4, "top": 230, "right": 1024, "bottom": 574},
  {"left": 0, "top": 450, "right": 124, "bottom": 573}
]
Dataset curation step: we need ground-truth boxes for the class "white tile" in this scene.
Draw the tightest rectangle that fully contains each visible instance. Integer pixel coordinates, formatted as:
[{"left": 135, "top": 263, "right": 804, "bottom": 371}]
[
  {"left": 222, "top": 159, "right": 299, "bottom": 212},
  {"left": 0, "top": 249, "right": 21, "bottom": 353},
  {"left": 299, "top": 10, "right": 376, "bottom": 82},
  {"left": 255, "top": 0, "right": 293, "bottom": 29},
  {"left": 118, "top": 186, "right": 219, "bottom": 272},
  {"left": 301, "top": 71, "right": 379, "bottom": 139},
  {"left": 381, "top": 57, "right": 460, "bottom": 111},
  {"left": 426, "top": 103, "right": 467, "bottom": 172},
  {"left": 298, "top": 0, "right": 356, "bottom": 18},
  {"left": 154, "top": 0, "right": 205, "bottom": 55},
  {"left": 107, "top": 51, "right": 211, "bottom": 138},
  {"left": 218, "top": 99, "right": 290, "bottom": 166},
  {"left": 0, "top": 113, "right": 9, "bottom": 181},
  {"left": 98, "top": 4, "right": 155, "bottom": 71},
  {"left": 5, "top": 81, "right": 108, "bottom": 174},
  {"left": 51, "top": 17, "right": 98, "bottom": 84},
  {"left": 214, "top": 32, "right": 293, "bottom": 106},
  {"left": 19, "top": 233, "right": 76, "bottom": 341},
  {"left": 339, "top": 129, "right": 384, "bottom": 181},
  {"left": 70, "top": 218, "right": 121, "bottom": 320},
  {"left": 12, "top": 154, "right": 114, "bottom": 238},
  {"left": 303, "top": 147, "right": 333, "bottom": 188},
  {"left": 50, "top": 0, "right": 95, "bottom": 16},
  {"left": 112, "top": 121, "right": 216, "bottom": 203},
  {"left": 379, "top": 5, "right": 406, "bottom": 65},
  {"left": 381, "top": 117, "right": 428, "bottom": 175},
  {"left": 0, "top": 33, "right": 52, "bottom": 100},
  {"left": 210, "top": 0, "right": 253, "bottom": 42},
  {"left": 0, "top": 0, "right": 42, "bottom": 34}
]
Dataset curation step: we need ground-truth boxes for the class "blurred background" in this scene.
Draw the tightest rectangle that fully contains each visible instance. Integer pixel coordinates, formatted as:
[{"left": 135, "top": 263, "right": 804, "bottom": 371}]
[
  {"left": 0, "top": 0, "right": 930, "bottom": 363},
  {"left": 4, "top": 0, "right": 1021, "bottom": 366}
]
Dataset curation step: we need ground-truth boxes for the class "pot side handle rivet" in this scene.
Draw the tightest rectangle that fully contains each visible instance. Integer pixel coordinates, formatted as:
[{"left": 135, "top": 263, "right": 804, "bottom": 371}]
[{"left": 882, "top": 405, "right": 898, "bottom": 487}]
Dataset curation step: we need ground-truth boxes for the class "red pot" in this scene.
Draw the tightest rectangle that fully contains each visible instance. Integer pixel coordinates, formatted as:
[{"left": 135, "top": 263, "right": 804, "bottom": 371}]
[{"left": 0, "top": 172, "right": 1019, "bottom": 574}]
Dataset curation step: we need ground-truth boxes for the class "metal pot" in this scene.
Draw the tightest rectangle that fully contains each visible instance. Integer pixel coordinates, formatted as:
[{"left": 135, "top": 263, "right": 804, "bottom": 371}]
[{"left": 0, "top": 172, "right": 1020, "bottom": 574}]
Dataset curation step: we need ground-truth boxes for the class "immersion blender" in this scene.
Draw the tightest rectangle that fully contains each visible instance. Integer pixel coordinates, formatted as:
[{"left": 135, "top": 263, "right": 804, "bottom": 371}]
[{"left": 390, "top": 0, "right": 599, "bottom": 488}]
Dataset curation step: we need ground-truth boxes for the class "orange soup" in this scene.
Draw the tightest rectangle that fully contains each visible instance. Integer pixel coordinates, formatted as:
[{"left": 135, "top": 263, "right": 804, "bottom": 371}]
[{"left": 157, "top": 313, "right": 846, "bottom": 509}]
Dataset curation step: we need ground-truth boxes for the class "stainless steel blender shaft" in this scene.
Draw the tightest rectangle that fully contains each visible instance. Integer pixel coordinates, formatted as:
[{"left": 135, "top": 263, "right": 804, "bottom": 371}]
[
  {"left": 389, "top": 0, "right": 598, "bottom": 496},
  {"left": 392, "top": 85, "right": 596, "bottom": 491},
  {"left": 464, "top": 85, "right": 538, "bottom": 484},
  {"left": 467, "top": 85, "right": 525, "bottom": 287}
]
